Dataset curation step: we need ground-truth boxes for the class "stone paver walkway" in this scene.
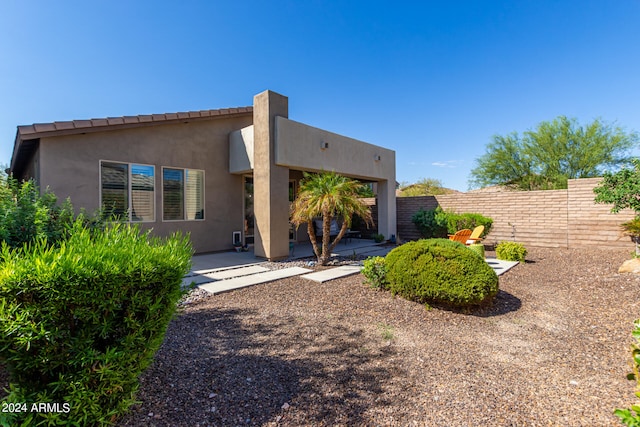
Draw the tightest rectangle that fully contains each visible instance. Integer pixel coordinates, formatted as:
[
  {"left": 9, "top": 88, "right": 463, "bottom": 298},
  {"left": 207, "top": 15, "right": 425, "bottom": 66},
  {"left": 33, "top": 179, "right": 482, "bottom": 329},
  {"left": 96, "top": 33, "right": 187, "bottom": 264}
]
[
  {"left": 301, "top": 265, "right": 363, "bottom": 283},
  {"left": 198, "top": 266, "right": 312, "bottom": 295}
]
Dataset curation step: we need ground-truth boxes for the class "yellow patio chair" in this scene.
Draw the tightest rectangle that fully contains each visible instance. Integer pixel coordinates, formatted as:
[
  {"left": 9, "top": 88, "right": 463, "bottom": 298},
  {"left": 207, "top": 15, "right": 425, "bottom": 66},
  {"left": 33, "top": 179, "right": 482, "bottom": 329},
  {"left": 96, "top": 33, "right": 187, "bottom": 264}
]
[
  {"left": 466, "top": 225, "right": 485, "bottom": 245},
  {"left": 448, "top": 229, "right": 472, "bottom": 244}
]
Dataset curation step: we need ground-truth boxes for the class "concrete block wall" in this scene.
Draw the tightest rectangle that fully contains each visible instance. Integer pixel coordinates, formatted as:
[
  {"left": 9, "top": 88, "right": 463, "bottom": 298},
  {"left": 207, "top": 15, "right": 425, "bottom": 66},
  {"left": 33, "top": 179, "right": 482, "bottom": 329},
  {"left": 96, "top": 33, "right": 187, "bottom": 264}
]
[
  {"left": 567, "top": 178, "right": 634, "bottom": 248},
  {"left": 395, "top": 178, "right": 636, "bottom": 250}
]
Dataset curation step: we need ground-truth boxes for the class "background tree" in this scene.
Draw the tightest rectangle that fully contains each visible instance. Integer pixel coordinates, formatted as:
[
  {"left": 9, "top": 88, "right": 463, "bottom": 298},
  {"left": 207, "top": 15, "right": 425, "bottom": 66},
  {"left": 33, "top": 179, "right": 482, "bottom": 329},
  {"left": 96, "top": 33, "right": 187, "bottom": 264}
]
[
  {"left": 594, "top": 158, "right": 640, "bottom": 256},
  {"left": 398, "top": 177, "right": 454, "bottom": 197},
  {"left": 470, "top": 116, "right": 638, "bottom": 190},
  {"left": 291, "top": 171, "right": 373, "bottom": 265}
]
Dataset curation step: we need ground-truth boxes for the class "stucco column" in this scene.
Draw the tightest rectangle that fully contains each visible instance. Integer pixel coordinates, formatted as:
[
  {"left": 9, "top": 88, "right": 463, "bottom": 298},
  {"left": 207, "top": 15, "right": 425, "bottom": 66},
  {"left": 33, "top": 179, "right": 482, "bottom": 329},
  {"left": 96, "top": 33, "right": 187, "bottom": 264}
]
[
  {"left": 252, "top": 90, "right": 290, "bottom": 260},
  {"left": 376, "top": 152, "right": 396, "bottom": 241}
]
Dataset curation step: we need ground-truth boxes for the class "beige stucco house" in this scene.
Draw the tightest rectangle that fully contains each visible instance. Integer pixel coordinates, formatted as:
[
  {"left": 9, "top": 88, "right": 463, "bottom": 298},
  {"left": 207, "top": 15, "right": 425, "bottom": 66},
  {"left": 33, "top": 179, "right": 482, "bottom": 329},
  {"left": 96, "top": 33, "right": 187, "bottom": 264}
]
[{"left": 9, "top": 90, "right": 396, "bottom": 259}]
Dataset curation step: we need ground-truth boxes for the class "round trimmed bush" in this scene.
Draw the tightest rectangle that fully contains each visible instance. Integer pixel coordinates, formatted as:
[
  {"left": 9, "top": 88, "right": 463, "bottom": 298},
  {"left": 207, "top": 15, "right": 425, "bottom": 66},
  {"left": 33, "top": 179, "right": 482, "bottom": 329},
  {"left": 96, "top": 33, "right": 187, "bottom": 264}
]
[
  {"left": 385, "top": 239, "right": 499, "bottom": 307},
  {"left": 468, "top": 243, "right": 485, "bottom": 259}
]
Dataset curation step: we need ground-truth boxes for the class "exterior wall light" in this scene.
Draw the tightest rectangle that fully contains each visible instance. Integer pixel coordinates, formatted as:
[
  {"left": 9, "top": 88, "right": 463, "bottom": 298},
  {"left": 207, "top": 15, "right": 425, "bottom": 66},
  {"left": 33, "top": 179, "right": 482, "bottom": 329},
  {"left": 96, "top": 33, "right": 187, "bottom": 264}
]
[
  {"left": 320, "top": 141, "right": 329, "bottom": 150},
  {"left": 374, "top": 154, "right": 381, "bottom": 161}
]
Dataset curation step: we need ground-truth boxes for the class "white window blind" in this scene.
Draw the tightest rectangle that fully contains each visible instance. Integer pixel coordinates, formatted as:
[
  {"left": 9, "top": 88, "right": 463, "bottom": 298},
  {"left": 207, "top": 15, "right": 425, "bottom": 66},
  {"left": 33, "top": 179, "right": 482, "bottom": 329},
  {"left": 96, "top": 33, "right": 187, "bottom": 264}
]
[
  {"left": 101, "top": 162, "right": 129, "bottom": 219},
  {"left": 162, "top": 167, "right": 204, "bottom": 221},
  {"left": 185, "top": 169, "right": 204, "bottom": 220},
  {"left": 101, "top": 161, "right": 155, "bottom": 222},
  {"left": 131, "top": 164, "right": 155, "bottom": 222}
]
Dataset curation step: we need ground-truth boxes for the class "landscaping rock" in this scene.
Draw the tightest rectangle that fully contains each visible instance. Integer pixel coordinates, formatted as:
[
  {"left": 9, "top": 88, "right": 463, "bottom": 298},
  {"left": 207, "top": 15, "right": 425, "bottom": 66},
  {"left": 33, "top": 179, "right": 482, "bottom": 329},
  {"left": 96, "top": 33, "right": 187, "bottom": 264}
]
[{"left": 619, "top": 258, "right": 640, "bottom": 274}]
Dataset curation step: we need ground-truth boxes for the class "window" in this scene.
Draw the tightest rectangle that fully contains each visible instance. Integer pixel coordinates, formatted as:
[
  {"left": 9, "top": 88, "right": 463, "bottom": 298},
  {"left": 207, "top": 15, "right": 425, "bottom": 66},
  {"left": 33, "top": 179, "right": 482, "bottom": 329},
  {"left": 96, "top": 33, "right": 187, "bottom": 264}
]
[
  {"left": 100, "top": 161, "right": 155, "bottom": 222},
  {"left": 162, "top": 167, "right": 204, "bottom": 221}
]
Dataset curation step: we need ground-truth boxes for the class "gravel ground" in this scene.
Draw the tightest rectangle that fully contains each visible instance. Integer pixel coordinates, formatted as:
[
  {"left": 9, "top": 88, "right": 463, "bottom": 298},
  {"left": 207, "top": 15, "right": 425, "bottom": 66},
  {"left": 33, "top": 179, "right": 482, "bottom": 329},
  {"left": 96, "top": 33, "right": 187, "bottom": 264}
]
[{"left": 3, "top": 247, "right": 640, "bottom": 426}]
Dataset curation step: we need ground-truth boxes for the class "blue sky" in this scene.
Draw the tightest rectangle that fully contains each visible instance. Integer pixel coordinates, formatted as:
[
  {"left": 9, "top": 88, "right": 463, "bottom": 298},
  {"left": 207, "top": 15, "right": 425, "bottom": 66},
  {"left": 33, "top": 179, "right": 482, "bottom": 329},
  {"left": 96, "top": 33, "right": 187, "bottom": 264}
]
[{"left": 1, "top": 1, "right": 639, "bottom": 191}]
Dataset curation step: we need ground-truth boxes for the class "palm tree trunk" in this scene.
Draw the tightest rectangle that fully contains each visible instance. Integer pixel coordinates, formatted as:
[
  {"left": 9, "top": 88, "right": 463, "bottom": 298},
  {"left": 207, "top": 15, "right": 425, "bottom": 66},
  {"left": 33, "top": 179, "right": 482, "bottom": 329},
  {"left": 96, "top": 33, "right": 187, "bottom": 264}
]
[
  {"left": 307, "top": 220, "right": 321, "bottom": 260},
  {"left": 320, "top": 211, "right": 332, "bottom": 265}
]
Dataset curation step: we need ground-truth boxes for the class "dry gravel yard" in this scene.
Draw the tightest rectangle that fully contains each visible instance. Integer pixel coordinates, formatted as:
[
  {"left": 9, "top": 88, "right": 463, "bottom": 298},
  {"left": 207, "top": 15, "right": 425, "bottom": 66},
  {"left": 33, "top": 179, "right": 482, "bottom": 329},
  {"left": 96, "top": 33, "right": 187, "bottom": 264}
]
[{"left": 3, "top": 247, "right": 640, "bottom": 426}]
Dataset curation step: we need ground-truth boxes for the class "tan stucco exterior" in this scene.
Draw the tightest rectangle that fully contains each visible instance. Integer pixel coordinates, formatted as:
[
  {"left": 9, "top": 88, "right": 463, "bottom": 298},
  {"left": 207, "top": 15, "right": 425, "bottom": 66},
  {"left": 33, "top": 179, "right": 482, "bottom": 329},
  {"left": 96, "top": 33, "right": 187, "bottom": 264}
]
[
  {"left": 10, "top": 90, "right": 397, "bottom": 258},
  {"left": 273, "top": 116, "right": 397, "bottom": 242},
  {"left": 35, "top": 115, "right": 252, "bottom": 253}
]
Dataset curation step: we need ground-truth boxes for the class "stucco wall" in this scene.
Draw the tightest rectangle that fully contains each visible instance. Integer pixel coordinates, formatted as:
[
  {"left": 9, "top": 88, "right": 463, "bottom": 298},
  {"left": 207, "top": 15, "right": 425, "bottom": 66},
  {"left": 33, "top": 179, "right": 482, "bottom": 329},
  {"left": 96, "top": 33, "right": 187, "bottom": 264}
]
[
  {"left": 38, "top": 115, "right": 253, "bottom": 253},
  {"left": 396, "top": 178, "right": 635, "bottom": 250},
  {"left": 274, "top": 116, "right": 396, "bottom": 240}
]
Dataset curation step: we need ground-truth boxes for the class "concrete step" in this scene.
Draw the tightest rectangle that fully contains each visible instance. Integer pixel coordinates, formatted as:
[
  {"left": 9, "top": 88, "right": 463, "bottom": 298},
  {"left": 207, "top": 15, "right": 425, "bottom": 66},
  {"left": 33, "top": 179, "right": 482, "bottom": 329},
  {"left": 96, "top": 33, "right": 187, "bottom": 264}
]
[
  {"left": 486, "top": 258, "right": 519, "bottom": 276},
  {"left": 199, "top": 267, "right": 312, "bottom": 295},
  {"left": 183, "top": 264, "right": 268, "bottom": 287},
  {"left": 301, "top": 265, "right": 363, "bottom": 283},
  {"left": 203, "top": 265, "right": 270, "bottom": 280}
]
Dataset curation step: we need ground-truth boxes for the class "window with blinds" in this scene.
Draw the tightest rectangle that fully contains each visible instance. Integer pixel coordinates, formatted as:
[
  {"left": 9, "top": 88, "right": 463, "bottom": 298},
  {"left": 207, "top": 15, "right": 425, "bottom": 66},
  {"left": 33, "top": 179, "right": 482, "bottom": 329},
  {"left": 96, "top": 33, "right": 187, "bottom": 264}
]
[
  {"left": 162, "top": 167, "right": 205, "bottom": 221},
  {"left": 101, "top": 161, "right": 155, "bottom": 222},
  {"left": 130, "top": 164, "right": 155, "bottom": 221},
  {"left": 185, "top": 169, "right": 204, "bottom": 220},
  {"left": 101, "top": 162, "right": 128, "bottom": 219}
]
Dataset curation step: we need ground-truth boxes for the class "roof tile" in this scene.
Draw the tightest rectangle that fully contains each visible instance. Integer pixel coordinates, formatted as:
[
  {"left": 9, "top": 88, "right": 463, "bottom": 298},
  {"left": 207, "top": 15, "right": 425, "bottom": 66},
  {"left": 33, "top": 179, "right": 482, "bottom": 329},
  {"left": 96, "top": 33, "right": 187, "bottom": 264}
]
[
  {"left": 54, "top": 121, "right": 76, "bottom": 130},
  {"left": 73, "top": 120, "right": 93, "bottom": 128},
  {"left": 106, "top": 117, "right": 125, "bottom": 125},
  {"left": 122, "top": 116, "right": 140, "bottom": 124},
  {"left": 90, "top": 119, "right": 108, "bottom": 127},
  {"left": 34, "top": 123, "right": 57, "bottom": 132},
  {"left": 16, "top": 106, "right": 253, "bottom": 138},
  {"left": 17, "top": 125, "right": 37, "bottom": 135}
]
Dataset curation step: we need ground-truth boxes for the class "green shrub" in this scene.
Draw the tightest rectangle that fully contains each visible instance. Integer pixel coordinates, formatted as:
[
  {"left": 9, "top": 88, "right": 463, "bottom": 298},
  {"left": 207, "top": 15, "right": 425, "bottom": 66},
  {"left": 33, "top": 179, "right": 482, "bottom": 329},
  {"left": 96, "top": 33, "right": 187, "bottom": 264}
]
[
  {"left": 373, "top": 233, "right": 385, "bottom": 243},
  {"left": 615, "top": 319, "right": 640, "bottom": 426},
  {"left": 412, "top": 207, "right": 493, "bottom": 239},
  {"left": 496, "top": 241, "right": 527, "bottom": 262},
  {"left": 468, "top": 243, "right": 485, "bottom": 259},
  {"left": 362, "top": 256, "right": 388, "bottom": 289},
  {"left": 443, "top": 211, "right": 493, "bottom": 237},
  {"left": 0, "top": 176, "right": 105, "bottom": 252},
  {"left": 411, "top": 207, "right": 448, "bottom": 238},
  {"left": 0, "top": 221, "right": 192, "bottom": 426},
  {"left": 385, "top": 239, "right": 499, "bottom": 307}
]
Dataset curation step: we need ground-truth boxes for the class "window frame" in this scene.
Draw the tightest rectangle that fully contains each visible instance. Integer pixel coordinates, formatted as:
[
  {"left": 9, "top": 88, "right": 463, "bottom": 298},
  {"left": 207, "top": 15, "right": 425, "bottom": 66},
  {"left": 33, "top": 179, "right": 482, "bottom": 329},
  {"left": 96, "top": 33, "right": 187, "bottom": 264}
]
[
  {"left": 161, "top": 166, "right": 206, "bottom": 222},
  {"left": 99, "top": 160, "right": 156, "bottom": 223}
]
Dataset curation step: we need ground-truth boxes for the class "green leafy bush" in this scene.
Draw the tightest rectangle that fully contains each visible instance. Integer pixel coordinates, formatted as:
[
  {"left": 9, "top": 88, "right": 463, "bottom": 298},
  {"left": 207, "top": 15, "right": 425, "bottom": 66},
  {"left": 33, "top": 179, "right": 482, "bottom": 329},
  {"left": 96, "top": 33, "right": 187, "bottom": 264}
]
[
  {"left": 0, "top": 176, "right": 104, "bottom": 251},
  {"left": 385, "top": 239, "right": 499, "bottom": 307},
  {"left": 443, "top": 211, "right": 493, "bottom": 237},
  {"left": 412, "top": 207, "right": 493, "bottom": 239},
  {"left": 615, "top": 319, "right": 640, "bottom": 426},
  {"left": 496, "top": 241, "right": 527, "bottom": 262},
  {"left": 411, "top": 207, "right": 448, "bottom": 238},
  {"left": 362, "top": 256, "right": 388, "bottom": 289},
  {"left": 468, "top": 243, "right": 485, "bottom": 259},
  {"left": 621, "top": 216, "right": 640, "bottom": 258},
  {"left": 373, "top": 233, "right": 385, "bottom": 243},
  {"left": 0, "top": 221, "right": 192, "bottom": 426}
]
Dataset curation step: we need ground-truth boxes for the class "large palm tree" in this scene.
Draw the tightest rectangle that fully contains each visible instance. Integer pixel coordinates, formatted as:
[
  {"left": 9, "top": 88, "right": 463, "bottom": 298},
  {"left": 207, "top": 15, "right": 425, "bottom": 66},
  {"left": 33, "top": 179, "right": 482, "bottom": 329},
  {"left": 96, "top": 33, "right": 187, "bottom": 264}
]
[{"left": 291, "top": 171, "right": 373, "bottom": 265}]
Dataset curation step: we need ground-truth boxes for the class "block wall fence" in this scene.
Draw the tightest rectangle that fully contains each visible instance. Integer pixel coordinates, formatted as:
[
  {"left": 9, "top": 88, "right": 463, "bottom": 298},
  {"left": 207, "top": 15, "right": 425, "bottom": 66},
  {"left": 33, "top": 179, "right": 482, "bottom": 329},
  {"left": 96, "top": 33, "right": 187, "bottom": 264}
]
[{"left": 392, "top": 178, "right": 635, "bottom": 250}]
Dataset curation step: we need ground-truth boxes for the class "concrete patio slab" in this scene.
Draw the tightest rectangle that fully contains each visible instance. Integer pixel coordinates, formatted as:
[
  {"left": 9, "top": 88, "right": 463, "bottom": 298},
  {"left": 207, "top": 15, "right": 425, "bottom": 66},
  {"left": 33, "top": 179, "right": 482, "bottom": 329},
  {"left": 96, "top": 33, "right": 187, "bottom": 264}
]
[
  {"left": 190, "top": 250, "right": 260, "bottom": 274},
  {"left": 203, "top": 265, "right": 270, "bottom": 280},
  {"left": 301, "top": 265, "right": 363, "bottom": 283},
  {"left": 289, "top": 238, "right": 392, "bottom": 260},
  {"left": 486, "top": 258, "right": 519, "bottom": 276},
  {"left": 198, "top": 267, "right": 312, "bottom": 295}
]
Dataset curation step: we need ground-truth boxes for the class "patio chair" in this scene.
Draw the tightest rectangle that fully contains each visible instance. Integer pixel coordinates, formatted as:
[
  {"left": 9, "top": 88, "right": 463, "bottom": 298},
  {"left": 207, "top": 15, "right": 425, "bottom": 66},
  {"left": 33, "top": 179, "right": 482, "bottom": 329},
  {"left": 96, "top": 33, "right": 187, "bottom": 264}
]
[
  {"left": 448, "top": 229, "right": 472, "bottom": 244},
  {"left": 466, "top": 225, "right": 485, "bottom": 245}
]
